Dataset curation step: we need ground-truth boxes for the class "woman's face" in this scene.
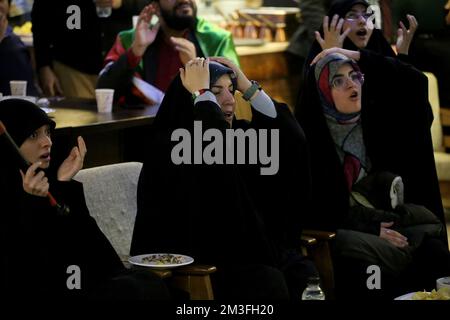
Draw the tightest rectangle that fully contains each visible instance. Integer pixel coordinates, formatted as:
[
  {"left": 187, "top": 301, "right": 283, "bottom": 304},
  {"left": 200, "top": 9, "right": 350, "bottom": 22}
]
[
  {"left": 210, "top": 74, "right": 235, "bottom": 125},
  {"left": 342, "top": 4, "right": 374, "bottom": 49},
  {"left": 330, "top": 63, "right": 363, "bottom": 114},
  {"left": 19, "top": 125, "right": 53, "bottom": 169}
]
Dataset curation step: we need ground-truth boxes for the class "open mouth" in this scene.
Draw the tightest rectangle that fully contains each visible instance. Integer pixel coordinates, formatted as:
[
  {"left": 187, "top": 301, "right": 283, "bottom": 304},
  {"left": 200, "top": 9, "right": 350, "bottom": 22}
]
[
  {"left": 40, "top": 152, "right": 51, "bottom": 161},
  {"left": 350, "top": 91, "right": 358, "bottom": 99},
  {"left": 176, "top": 2, "right": 192, "bottom": 12},
  {"left": 356, "top": 29, "right": 367, "bottom": 37}
]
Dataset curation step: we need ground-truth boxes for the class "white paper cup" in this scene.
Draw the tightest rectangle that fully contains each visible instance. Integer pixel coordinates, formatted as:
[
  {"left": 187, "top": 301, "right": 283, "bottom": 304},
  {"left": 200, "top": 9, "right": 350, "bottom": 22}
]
[
  {"left": 436, "top": 276, "right": 450, "bottom": 290},
  {"left": 95, "top": 89, "right": 114, "bottom": 113},
  {"left": 10, "top": 80, "right": 27, "bottom": 96}
]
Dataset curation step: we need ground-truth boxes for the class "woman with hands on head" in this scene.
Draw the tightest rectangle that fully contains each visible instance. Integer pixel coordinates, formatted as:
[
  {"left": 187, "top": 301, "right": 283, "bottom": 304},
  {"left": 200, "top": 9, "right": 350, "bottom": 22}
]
[
  {"left": 132, "top": 57, "right": 317, "bottom": 299},
  {"left": 297, "top": 1, "right": 445, "bottom": 232},
  {"left": 0, "top": 98, "right": 169, "bottom": 300},
  {"left": 296, "top": 52, "right": 450, "bottom": 300}
]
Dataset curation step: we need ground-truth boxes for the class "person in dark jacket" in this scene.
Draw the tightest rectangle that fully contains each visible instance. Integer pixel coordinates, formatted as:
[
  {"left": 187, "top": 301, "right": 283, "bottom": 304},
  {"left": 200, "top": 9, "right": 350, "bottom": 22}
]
[
  {"left": 31, "top": 0, "right": 147, "bottom": 98},
  {"left": 0, "top": 0, "right": 38, "bottom": 96},
  {"left": 296, "top": 52, "right": 450, "bottom": 300},
  {"left": 0, "top": 98, "right": 170, "bottom": 300},
  {"left": 131, "top": 58, "right": 317, "bottom": 299}
]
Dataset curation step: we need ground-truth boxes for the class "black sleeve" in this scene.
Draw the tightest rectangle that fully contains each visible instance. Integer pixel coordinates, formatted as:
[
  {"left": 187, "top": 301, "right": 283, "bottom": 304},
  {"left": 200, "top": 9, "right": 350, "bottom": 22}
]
[
  {"left": 31, "top": 0, "right": 53, "bottom": 70},
  {"left": 345, "top": 206, "right": 399, "bottom": 235},
  {"left": 96, "top": 53, "right": 135, "bottom": 100},
  {"left": 193, "top": 100, "right": 229, "bottom": 130}
]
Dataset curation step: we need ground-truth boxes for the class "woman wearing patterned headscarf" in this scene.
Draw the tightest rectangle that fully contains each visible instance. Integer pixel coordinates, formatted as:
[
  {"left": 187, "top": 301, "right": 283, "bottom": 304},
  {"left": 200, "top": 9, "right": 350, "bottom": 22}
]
[{"left": 297, "top": 52, "right": 450, "bottom": 300}]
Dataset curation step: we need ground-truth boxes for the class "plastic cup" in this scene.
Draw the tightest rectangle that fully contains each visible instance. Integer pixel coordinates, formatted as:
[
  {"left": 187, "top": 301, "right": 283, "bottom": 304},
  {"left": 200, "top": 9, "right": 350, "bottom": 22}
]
[
  {"left": 10, "top": 80, "right": 27, "bottom": 96},
  {"left": 95, "top": 89, "right": 114, "bottom": 113},
  {"left": 96, "top": 5, "right": 112, "bottom": 18},
  {"left": 436, "top": 277, "right": 450, "bottom": 290}
]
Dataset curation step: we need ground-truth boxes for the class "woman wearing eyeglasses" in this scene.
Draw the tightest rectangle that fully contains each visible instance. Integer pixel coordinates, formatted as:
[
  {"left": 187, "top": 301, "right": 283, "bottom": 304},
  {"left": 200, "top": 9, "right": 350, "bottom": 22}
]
[
  {"left": 297, "top": 0, "right": 446, "bottom": 231},
  {"left": 296, "top": 52, "right": 450, "bottom": 300}
]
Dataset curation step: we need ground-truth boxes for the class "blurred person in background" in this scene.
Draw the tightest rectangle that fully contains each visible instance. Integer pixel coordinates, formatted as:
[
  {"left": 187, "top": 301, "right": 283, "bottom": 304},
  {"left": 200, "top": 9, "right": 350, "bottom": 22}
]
[
  {"left": 97, "top": 0, "right": 239, "bottom": 106},
  {"left": 0, "top": 0, "right": 38, "bottom": 96},
  {"left": 31, "top": 0, "right": 147, "bottom": 98}
]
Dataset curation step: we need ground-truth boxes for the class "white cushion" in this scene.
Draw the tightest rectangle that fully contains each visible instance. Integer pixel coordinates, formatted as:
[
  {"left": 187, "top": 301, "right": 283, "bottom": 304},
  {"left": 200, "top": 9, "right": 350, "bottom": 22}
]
[{"left": 74, "top": 162, "right": 143, "bottom": 258}]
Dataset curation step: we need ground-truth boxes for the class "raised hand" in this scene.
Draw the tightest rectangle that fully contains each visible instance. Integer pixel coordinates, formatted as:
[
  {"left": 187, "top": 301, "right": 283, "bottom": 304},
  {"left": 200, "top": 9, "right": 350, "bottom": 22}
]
[
  {"left": 20, "top": 162, "right": 49, "bottom": 197},
  {"left": 131, "top": 4, "right": 160, "bottom": 57},
  {"left": 396, "top": 14, "right": 418, "bottom": 55},
  {"left": 209, "top": 56, "right": 252, "bottom": 94},
  {"left": 57, "top": 136, "right": 87, "bottom": 181},
  {"left": 170, "top": 37, "right": 197, "bottom": 65},
  {"left": 315, "top": 15, "right": 351, "bottom": 50},
  {"left": 179, "top": 57, "right": 210, "bottom": 94},
  {"left": 379, "top": 222, "right": 409, "bottom": 248}
]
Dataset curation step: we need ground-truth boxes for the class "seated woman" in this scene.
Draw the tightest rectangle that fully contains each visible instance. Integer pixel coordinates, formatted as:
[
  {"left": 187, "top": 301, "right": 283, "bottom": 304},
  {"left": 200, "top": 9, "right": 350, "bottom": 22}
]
[
  {"left": 296, "top": 52, "right": 450, "bottom": 299},
  {"left": 131, "top": 57, "right": 316, "bottom": 299},
  {"left": 0, "top": 98, "right": 169, "bottom": 300}
]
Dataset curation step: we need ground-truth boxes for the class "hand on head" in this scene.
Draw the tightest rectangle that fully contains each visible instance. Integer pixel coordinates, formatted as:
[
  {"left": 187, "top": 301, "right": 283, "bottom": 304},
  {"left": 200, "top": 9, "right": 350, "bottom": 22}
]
[
  {"left": 209, "top": 56, "right": 251, "bottom": 94},
  {"left": 310, "top": 47, "right": 361, "bottom": 66},
  {"left": 57, "top": 136, "right": 87, "bottom": 181},
  {"left": 179, "top": 57, "right": 210, "bottom": 94},
  {"left": 396, "top": 15, "right": 418, "bottom": 55}
]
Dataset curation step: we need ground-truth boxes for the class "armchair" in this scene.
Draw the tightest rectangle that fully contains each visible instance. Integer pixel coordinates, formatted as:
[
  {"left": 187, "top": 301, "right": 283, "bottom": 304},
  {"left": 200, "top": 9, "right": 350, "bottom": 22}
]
[
  {"left": 74, "top": 162, "right": 336, "bottom": 300},
  {"left": 74, "top": 162, "right": 216, "bottom": 300}
]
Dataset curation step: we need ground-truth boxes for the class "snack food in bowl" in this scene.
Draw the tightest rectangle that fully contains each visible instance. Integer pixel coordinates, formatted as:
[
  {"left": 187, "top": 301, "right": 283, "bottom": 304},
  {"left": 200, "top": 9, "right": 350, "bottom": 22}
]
[{"left": 412, "top": 288, "right": 450, "bottom": 300}]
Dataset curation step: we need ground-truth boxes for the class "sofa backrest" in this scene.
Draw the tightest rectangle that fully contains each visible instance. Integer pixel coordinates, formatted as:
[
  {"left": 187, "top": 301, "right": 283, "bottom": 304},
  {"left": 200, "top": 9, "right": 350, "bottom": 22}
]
[{"left": 74, "top": 162, "right": 143, "bottom": 259}]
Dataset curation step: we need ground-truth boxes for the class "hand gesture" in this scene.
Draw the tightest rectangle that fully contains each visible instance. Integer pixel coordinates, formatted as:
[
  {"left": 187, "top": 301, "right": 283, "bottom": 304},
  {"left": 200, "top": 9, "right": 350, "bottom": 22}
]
[
  {"left": 170, "top": 37, "right": 197, "bottom": 65},
  {"left": 315, "top": 15, "right": 351, "bottom": 50},
  {"left": 57, "top": 136, "right": 87, "bottom": 181},
  {"left": 209, "top": 56, "right": 252, "bottom": 94},
  {"left": 20, "top": 162, "right": 49, "bottom": 197},
  {"left": 379, "top": 222, "right": 409, "bottom": 248},
  {"left": 39, "top": 66, "right": 63, "bottom": 97},
  {"left": 131, "top": 4, "right": 160, "bottom": 57},
  {"left": 310, "top": 47, "right": 361, "bottom": 65},
  {"left": 396, "top": 15, "right": 418, "bottom": 55},
  {"left": 179, "top": 57, "right": 210, "bottom": 94}
]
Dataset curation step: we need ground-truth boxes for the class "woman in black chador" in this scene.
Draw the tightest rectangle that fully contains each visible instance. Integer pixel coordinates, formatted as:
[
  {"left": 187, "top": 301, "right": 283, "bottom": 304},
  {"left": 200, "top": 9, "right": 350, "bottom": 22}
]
[
  {"left": 296, "top": 52, "right": 450, "bottom": 299},
  {"left": 132, "top": 57, "right": 316, "bottom": 299},
  {"left": 0, "top": 98, "right": 169, "bottom": 300}
]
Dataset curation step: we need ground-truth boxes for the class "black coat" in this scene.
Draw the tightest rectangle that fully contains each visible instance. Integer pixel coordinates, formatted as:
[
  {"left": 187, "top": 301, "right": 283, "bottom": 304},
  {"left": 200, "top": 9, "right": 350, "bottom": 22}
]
[
  {"left": 295, "top": 49, "right": 445, "bottom": 242},
  {"left": 131, "top": 75, "right": 311, "bottom": 268},
  {"left": 0, "top": 161, "right": 124, "bottom": 299}
]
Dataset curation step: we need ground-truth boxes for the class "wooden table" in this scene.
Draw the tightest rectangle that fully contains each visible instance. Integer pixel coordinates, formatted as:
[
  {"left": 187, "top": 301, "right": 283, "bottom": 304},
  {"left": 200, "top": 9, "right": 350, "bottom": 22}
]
[{"left": 50, "top": 98, "right": 158, "bottom": 168}]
